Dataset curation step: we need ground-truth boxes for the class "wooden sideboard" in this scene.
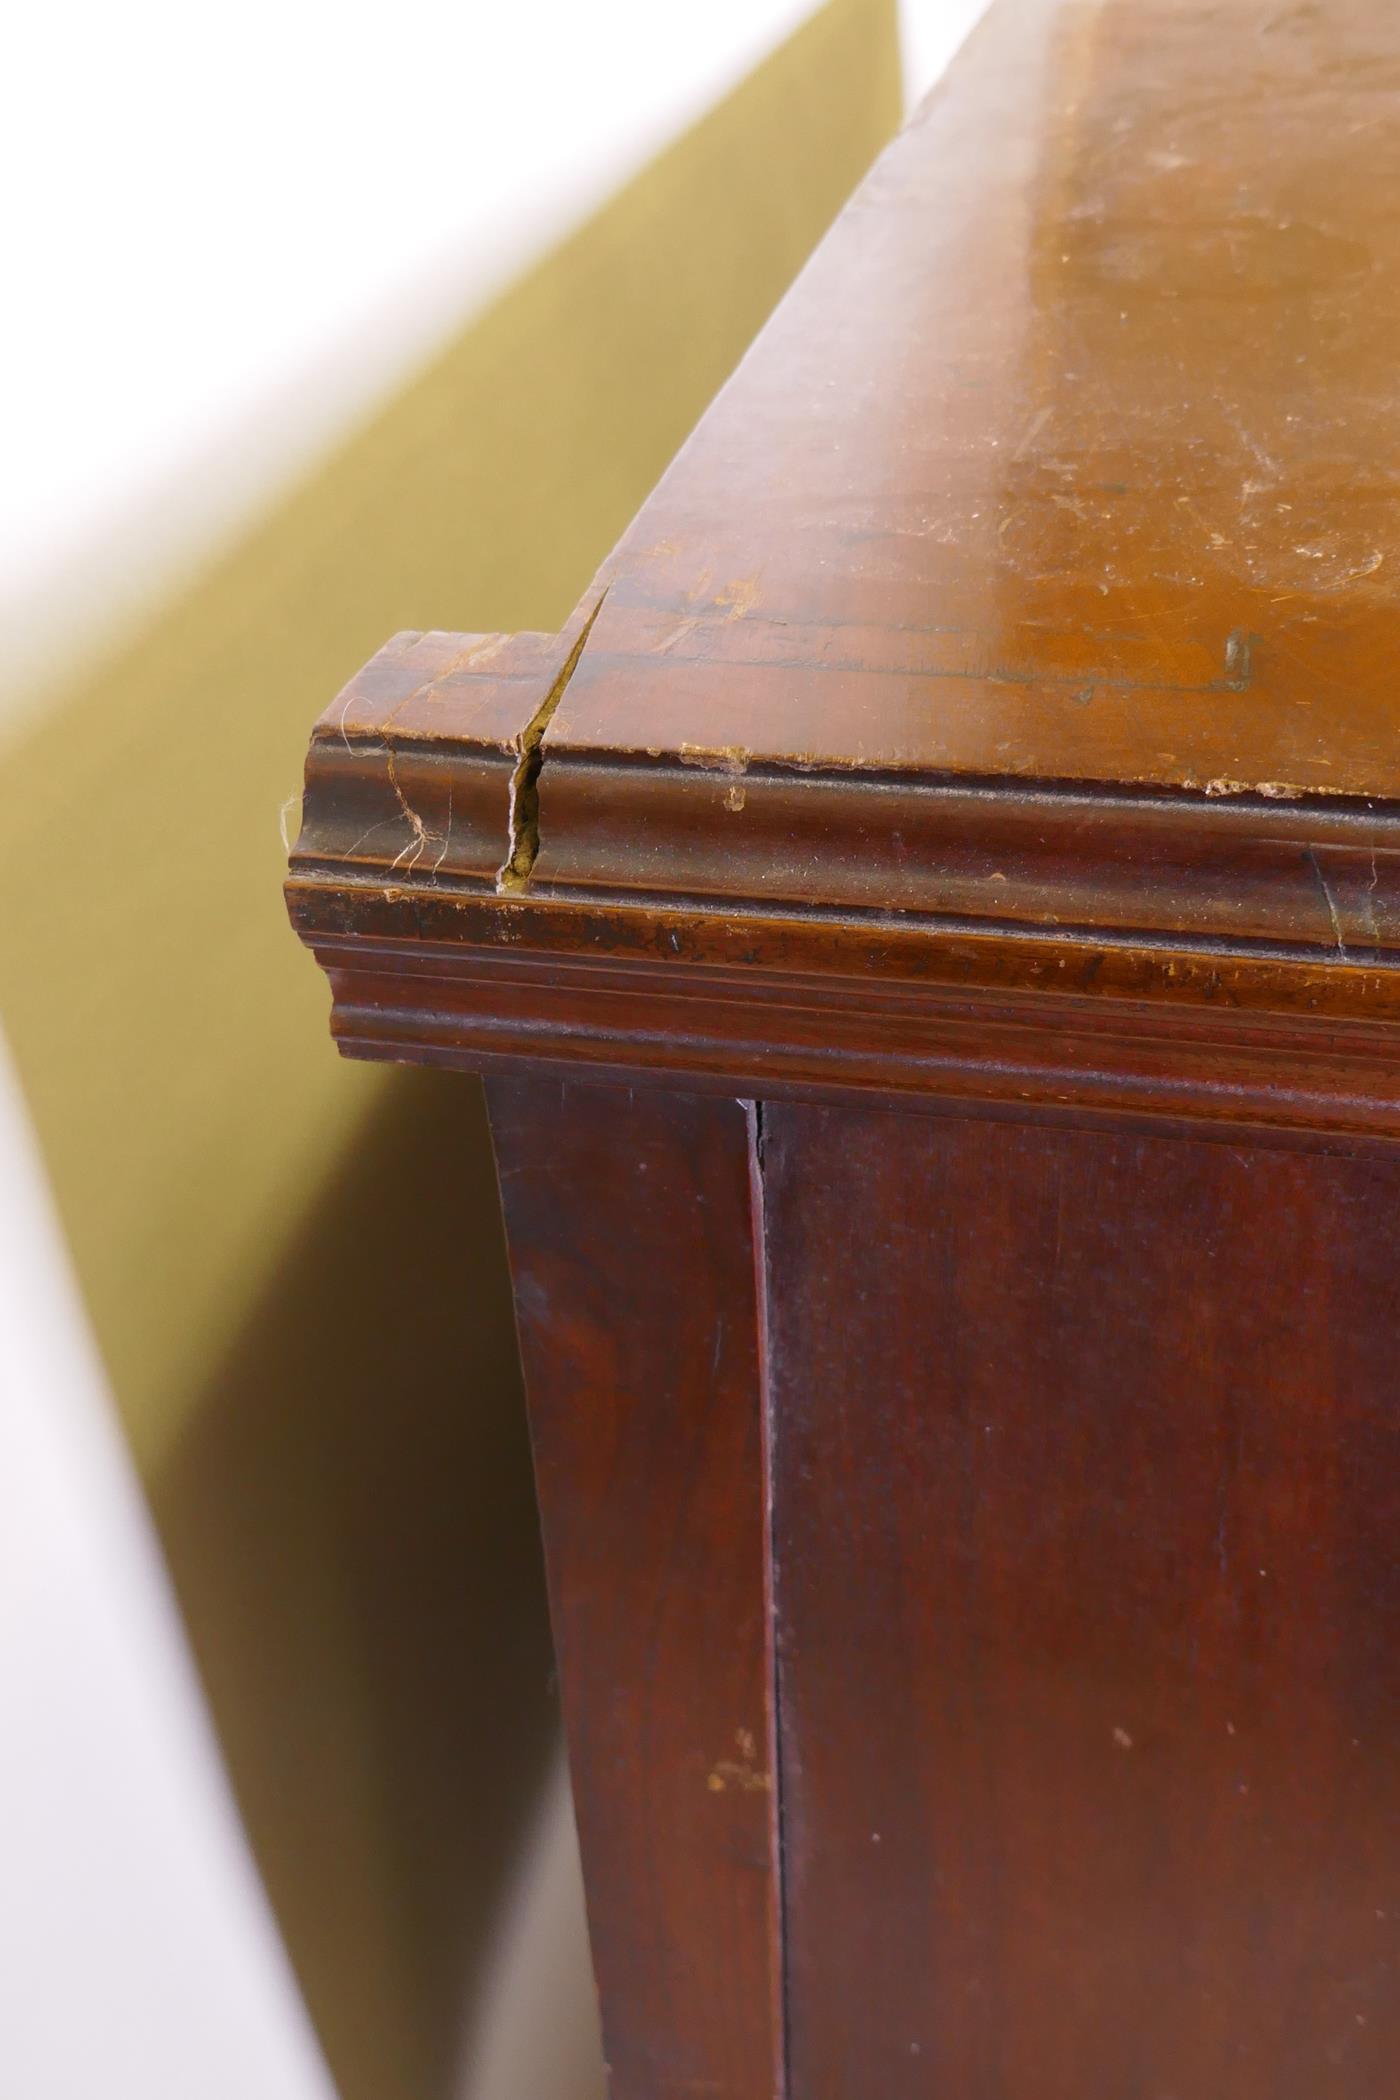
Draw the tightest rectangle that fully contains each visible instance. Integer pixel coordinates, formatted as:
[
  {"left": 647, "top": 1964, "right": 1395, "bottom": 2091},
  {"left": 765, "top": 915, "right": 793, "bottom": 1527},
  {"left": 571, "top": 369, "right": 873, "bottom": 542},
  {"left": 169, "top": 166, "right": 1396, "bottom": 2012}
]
[{"left": 287, "top": 0, "right": 1400, "bottom": 2092}]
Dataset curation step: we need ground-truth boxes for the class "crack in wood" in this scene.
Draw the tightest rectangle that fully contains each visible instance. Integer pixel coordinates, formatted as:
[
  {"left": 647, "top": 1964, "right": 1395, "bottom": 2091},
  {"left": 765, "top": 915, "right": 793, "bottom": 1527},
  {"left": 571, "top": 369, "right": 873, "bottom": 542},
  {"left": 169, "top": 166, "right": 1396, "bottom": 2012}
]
[{"left": 497, "top": 589, "right": 609, "bottom": 894}]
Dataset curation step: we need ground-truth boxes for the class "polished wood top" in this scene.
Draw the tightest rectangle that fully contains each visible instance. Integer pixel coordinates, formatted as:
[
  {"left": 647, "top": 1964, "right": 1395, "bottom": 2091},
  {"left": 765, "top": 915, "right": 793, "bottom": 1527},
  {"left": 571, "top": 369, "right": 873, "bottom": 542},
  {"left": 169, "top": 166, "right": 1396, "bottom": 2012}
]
[
  {"left": 556, "top": 0, "right": 1400, "bottom": 801},
  {"left": 288, "top": 0, "right": 1400, "bottom": 1134}
]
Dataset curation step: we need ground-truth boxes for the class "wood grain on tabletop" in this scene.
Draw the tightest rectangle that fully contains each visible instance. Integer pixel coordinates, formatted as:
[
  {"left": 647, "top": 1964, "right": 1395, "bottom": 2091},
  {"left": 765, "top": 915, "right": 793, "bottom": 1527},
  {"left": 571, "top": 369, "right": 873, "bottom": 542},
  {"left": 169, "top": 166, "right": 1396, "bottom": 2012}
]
[{"left": 546, "top": 0, "right": 1400, "bottom": 799}]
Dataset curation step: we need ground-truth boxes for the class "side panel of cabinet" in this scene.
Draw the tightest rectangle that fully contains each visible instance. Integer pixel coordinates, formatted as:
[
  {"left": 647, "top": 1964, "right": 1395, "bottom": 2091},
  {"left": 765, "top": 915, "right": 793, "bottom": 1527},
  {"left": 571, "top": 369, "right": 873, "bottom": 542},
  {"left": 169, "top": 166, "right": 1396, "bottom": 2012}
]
[
  {"left": 760, "top": 1104, "right": 1400, "bottom": 2100},
  {"left": 487, "top": 1081, "right": 777, "bottom": 2100}
]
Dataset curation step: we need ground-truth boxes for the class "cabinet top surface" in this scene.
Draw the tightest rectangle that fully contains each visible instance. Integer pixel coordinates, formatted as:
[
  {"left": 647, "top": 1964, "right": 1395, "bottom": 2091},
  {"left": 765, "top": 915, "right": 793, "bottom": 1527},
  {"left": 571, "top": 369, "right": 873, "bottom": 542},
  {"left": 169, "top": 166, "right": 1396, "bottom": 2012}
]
[
  {"left": 291, "top": 0, "right": 1400, "bottom": 1100},
  {"left": 549, "top": 0, "right": 1400, "bottom": 803}
]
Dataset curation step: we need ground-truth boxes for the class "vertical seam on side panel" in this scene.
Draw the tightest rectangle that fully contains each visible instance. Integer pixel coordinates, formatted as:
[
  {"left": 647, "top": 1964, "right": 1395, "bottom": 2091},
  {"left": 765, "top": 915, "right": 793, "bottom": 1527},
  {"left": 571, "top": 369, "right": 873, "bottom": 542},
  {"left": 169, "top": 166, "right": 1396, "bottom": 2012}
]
[{"left": 744, "top": 1097, "right": 788, "bottom": 2100}]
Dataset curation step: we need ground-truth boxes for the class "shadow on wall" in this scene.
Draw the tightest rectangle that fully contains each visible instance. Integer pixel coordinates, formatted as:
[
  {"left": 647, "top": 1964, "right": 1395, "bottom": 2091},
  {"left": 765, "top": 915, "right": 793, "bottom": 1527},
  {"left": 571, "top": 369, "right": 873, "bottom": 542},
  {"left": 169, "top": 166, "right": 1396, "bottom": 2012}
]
[
  {"left": 0, "top": 4, "right": 901, "bottom": 2097},
  {"left": 153, "top": 1071, "right": 557, "bottom": 2100}
]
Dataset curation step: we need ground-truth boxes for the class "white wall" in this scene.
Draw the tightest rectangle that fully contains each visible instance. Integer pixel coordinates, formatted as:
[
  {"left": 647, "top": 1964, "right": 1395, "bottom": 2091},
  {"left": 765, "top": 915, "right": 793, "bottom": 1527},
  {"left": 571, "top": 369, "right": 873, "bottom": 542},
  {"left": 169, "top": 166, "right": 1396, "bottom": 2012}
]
[
  {"left": 0, "top": 1029, "right": 340, "bottom": 2100},
  {"left": 1, "top": 1, "right": 806, "bottom": 717},
  {"left": 1, "top": 1, "right": 988, "bottom": 723}
]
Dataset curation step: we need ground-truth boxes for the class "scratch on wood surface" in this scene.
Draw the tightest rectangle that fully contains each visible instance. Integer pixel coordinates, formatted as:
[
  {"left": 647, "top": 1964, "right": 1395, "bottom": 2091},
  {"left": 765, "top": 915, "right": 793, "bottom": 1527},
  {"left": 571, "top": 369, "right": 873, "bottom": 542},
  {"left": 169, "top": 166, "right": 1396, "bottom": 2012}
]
[
  {"left": 707, "top": 1726, "right": 770, "bottom": 1793},
  {"left": 379, "top": 633, "right": 514, "bottom": 738},
  {"left": 716, "top": 575, "right": 760, "bottom": 620},
  {"left": 1012, "top": 403, "right": 1053, "bottom": 459},
  {"left": 680, "top": 743, "right": 750, "bottom": 774},
  {"left": 431, "top": 783, "right": 454, "bottom": 874},
  {"left": 654, "top": 613, "right": 703, "bottom": 654},
  {"left": 385, "top": 745, "right": 435, "bottom": 872},
  {"left": 1222, "top": 627, "right": 1256, "bottom": 689},
  {"left": 1308, "top": 845, "right": 1349, "bottom": 955},
  {"left": 278, "top": 792, "right": 302, "bottom": 853}
]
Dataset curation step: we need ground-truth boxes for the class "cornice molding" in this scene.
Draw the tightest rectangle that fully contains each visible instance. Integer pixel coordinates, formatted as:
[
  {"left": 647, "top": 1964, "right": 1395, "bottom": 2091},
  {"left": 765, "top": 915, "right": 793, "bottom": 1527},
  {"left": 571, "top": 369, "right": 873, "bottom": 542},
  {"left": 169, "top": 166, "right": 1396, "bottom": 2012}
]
[{"left": 287, "top": 0, "right": 1400, "bottom": 1141}]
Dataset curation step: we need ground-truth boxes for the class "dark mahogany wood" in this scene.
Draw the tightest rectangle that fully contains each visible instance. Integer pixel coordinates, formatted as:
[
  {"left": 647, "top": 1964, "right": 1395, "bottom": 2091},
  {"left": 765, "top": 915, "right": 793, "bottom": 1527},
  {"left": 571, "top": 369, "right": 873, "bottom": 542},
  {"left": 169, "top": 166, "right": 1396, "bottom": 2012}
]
[
  {"left": 759, "top": 1102, "right": 1400, "bottom": 2100},
  {"left": 288, "top": 0, "right": 1400, "bottom": 1111},
  {"left": 487, "top": 1081, "right": 779, "bottom": 2100},
  {"left": 285, "top": 0, "right": 1400, "bottom": 2092}
]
